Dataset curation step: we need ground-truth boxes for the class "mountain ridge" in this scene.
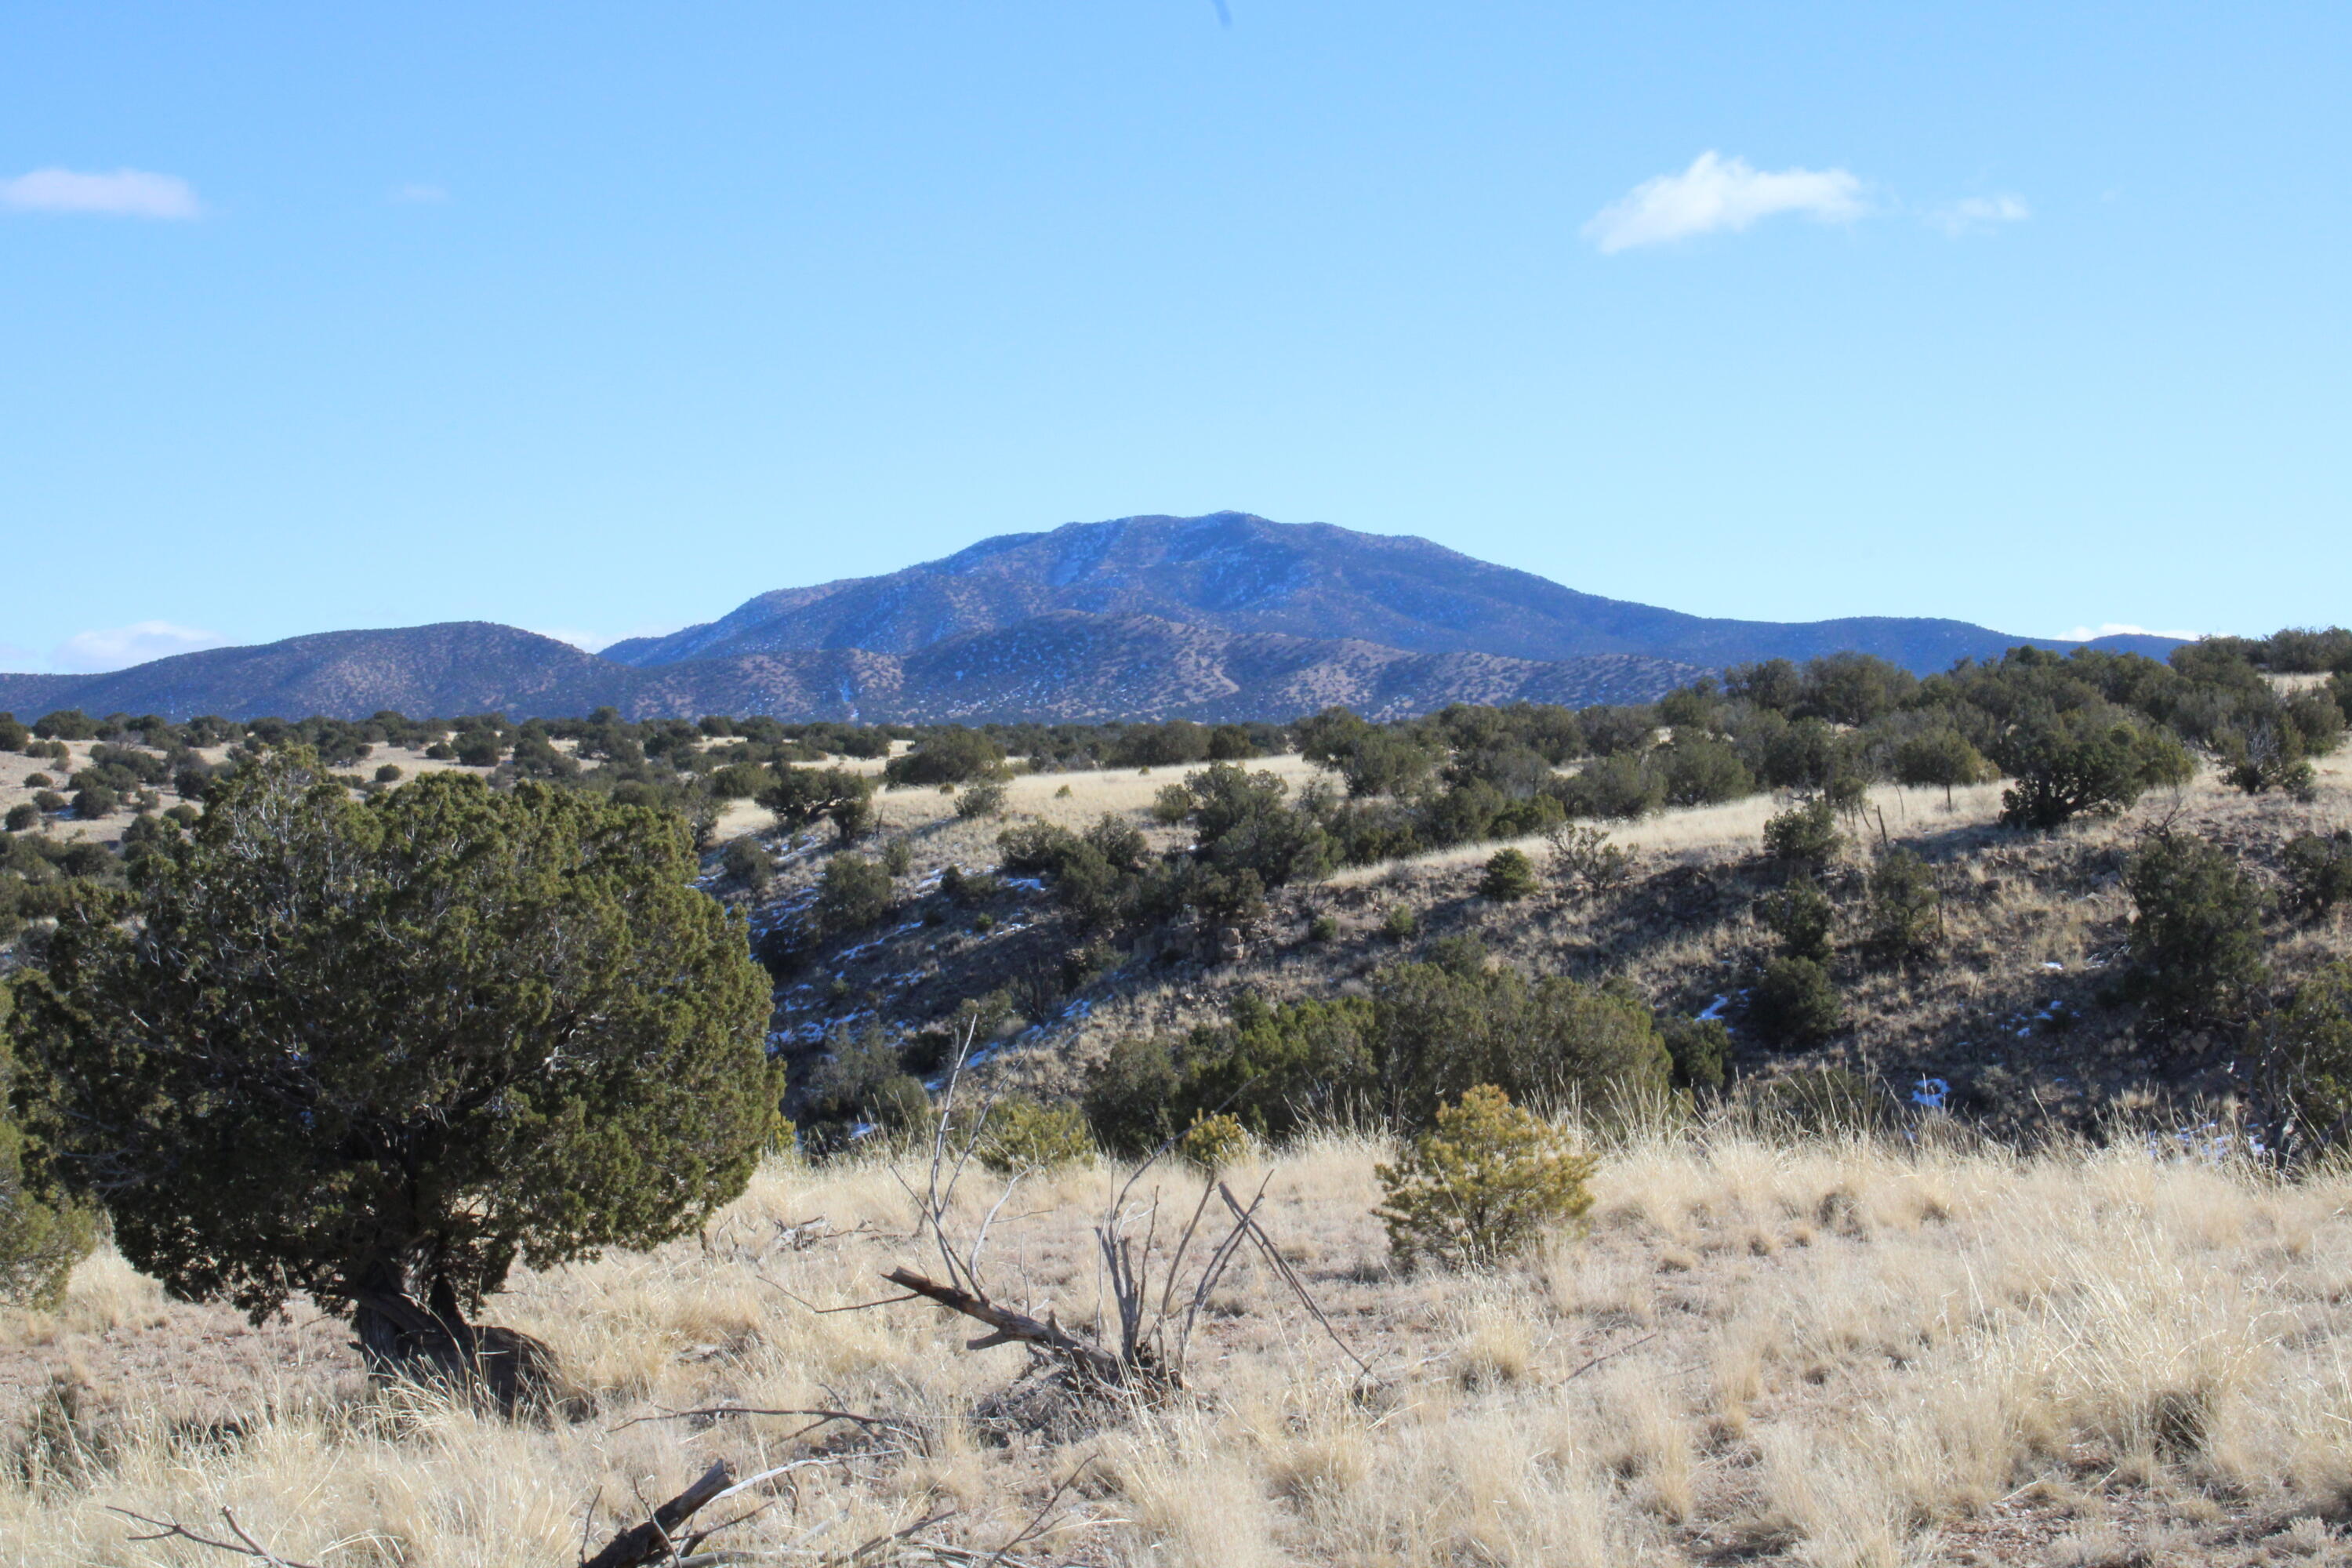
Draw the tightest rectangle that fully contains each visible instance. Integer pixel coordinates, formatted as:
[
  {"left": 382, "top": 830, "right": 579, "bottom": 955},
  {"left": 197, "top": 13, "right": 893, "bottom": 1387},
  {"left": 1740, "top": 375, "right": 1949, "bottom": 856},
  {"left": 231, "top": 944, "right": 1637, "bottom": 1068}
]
[
  {"left": 602, "top": 512, "right": 2182, "bottom": 672},
  {"left": 0, "top": 513, "right": 2189, "bottom": 723}
]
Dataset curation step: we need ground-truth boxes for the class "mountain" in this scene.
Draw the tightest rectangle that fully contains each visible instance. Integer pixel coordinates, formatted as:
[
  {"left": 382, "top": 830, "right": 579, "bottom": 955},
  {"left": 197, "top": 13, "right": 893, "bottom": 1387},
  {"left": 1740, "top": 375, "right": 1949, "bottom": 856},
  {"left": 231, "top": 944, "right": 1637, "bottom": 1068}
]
[
  {"left": 604, "top": 511, "right": 2182, "bottom": 673},
  {"left": 0, "top": 513, "right": 2190, "bottom": 724},
  {"left": 0, "top": 616, "right": 1703, "bottom": 724}
]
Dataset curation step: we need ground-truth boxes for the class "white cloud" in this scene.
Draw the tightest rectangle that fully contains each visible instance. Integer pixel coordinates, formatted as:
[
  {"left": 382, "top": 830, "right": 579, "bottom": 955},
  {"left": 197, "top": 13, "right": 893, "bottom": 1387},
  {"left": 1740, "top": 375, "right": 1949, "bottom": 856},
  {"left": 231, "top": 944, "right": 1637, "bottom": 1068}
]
[
  {"left": 2061, "top": 622, "right": 2201, "bottom": 643},
  {"left": 1584, "top": 151, "right": 1865, "bottom": 253},
  {"left": 1, "top": 167, "right": 200, "bottom": 220},
  {"left": 1929, "top": 194, "right": 2030, "bottom": 236},
  {"left": 390, "top": 182, "right": 448, "bottom": 204},
  {"left": 51, "top": 622, "right": 227, "bottom": 673},
  {"left": 533, "top": 629, "right": 622, "bottom": 653}
]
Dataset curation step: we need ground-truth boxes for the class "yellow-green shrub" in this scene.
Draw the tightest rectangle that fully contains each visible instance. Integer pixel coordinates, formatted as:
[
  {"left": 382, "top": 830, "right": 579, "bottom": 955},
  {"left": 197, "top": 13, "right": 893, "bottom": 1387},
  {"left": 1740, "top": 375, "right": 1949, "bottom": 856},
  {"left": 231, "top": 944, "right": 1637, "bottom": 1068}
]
[{"left": 1374, "top": 1085, "right": 1594, "bottom": 1270}]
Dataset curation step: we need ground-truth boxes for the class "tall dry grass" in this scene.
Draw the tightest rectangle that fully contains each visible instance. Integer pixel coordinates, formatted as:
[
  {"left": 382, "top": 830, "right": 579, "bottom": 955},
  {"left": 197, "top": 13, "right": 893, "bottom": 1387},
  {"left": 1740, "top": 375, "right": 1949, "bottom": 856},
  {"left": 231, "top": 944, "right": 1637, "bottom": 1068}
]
[{"left": 9, "top": 1128, "right": 2352, "bottom": 1565}]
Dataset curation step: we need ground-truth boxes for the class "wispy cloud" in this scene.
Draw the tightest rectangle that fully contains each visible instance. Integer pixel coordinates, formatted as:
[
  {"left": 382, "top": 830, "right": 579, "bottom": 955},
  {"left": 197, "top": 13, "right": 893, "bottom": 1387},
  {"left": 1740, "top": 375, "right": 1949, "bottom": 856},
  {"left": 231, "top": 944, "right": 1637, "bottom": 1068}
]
[
  {"left": 390, "top": 182, "right": 448, "bottom": 204},
  {"left": 2062, "top": 622, "right": 2200, "bottom": 643},
  {"left": 1584, "top": 151, "right": 1864, "bottom": 253},
  {"left": 51, "top": 621, "right": 227, "bottom": 673},
  {"left": 1929, "top": 194, "right": 2029, "bottom": 236},
  {"left": 533, "top": 629, "right": 620, "bottom": 653},
  {"left": 1, "top": 167, "right": 200, "bottom": 220}
]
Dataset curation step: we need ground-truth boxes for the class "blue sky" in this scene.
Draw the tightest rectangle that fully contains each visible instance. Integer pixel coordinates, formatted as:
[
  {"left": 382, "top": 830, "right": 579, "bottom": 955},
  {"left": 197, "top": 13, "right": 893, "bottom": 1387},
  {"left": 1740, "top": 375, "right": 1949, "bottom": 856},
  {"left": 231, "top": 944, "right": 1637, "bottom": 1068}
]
[{"left": 2, "top": 2, "right": 2346, "bottom": 672}]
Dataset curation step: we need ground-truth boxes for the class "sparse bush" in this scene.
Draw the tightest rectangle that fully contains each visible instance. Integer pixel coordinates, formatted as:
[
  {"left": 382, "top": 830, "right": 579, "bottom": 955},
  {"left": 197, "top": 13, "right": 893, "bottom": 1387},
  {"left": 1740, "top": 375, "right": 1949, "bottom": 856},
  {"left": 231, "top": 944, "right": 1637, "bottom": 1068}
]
[
  {"left": 453, "top": 731, "right": 503, "bottom": 768},
  {"left": 720, "top": 836, "right": 773, "bottom": 893},
  {"left": 1745, "top": 955, "right": 1842, "bottom": 1045},
  {"left": 978, "top": 1098, "right": 1095, "bottom": 1174},
  {"left": 1369, "top": 958, "right": 1671, "bottom": 1124},
  {"left": 1997, "top": 710, "right": 2194, "bottom": 829},
  {"left": 880, "top": 837, "right": 915, "bottom": 877},
  {"left": 816, "top": 851, "right": 894, "bottom": 935},
  {"left": 1149, "top": 782, "right": 1196, "bottom": 825},
  {"left": 30, "top": 791, "right": 64, "bottom": 815},
  {"left": 954, "top": 779, "right": 1007, "bottom": 819},
  {"left": 1477, "top": 847, "right": 1538, "bottom": 902},
  {"left": 1556, "top": 752, "right": 1662, "bottom": 821},
  {"left": 1306, "top": 912, "right": 1338, "bottom": 943},
  {"left": 1865, "top": 848, "right": 1942, "bottom": 958},
  {"left": 1374, "top": 1085, "right": 1595, "bottom": 1270},
  {"left": 884, "top": 728, "right": 1007, "bottom": 789},
  {"left": 1893, "top": 729, "right": 1995, "bottom": 807},
  {"left": 1762, "top": 796, "right": 1841, "bottom": 873},
  {"left": 2264, "top": 964, "right": 2352, "bottom": 1147},
  {"left": 1083, "top": 1036, "right": 1183, "bottom": 1155},
  {"left": 1758, "top": 877, "right": 1835, "bottom": 964},
  {"left": 2125, "top": 830, "right": 2269, "bottom": 1029},
  {"left": 2284, "top": 830, "right": 2352, "bottom": 920},
  {"left": 1382, "top": 903, "right": 1420, "bottom": 943},
  {"left": 800, "top": 1025, "right": 935, "bottom": 1154},
  {"left": 1544, "top": 822, "right": 1631, "bottom": 898},
  {"left": 1655, "top": 734, "right": 1753, "bottom": 807},
  {"left": 1178, "top": 1112, "right": 1250, "bottom": 1173},
  {"left": 1661, "top": 1014, "right": 1731, "bottom": 1092}
]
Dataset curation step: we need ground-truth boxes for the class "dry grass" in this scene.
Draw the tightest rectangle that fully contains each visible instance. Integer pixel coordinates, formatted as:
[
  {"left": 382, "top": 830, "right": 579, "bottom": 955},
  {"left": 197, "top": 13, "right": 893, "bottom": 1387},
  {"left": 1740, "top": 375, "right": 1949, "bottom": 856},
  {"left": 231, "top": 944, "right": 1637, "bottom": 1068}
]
[{"left": 12, "top": 1130, "right": 2352, "bottom": 1565}]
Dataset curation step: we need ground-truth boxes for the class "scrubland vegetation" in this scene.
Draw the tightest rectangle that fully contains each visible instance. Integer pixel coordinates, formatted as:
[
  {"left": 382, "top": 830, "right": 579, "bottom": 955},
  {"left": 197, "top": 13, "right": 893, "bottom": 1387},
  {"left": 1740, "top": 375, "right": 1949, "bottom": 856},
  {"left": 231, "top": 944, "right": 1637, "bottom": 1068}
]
[{"left": 4, "top": 626, "right": 2352, "bottom": 1563}]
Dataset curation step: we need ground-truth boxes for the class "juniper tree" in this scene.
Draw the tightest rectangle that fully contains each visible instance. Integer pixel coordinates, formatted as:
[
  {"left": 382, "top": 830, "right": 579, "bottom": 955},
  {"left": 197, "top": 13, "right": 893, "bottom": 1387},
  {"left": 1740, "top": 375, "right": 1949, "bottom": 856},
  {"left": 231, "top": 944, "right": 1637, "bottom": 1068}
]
[{"left": 12, "top": 755, "right": 775, "bottom": 1388}]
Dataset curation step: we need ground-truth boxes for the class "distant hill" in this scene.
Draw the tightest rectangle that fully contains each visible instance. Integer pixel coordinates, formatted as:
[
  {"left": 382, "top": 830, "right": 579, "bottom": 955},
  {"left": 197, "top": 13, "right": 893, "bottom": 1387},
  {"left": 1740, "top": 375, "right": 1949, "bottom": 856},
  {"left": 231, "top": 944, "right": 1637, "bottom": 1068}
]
[
  {"left": 0, "top": 616, "right": 1703, "bottom": 724},
  {"left": 0, "top": 513, "right": 2188, "bottom": 724},
  {"left": 604, "top": 512, "right": 2183, "bottom": 673}
]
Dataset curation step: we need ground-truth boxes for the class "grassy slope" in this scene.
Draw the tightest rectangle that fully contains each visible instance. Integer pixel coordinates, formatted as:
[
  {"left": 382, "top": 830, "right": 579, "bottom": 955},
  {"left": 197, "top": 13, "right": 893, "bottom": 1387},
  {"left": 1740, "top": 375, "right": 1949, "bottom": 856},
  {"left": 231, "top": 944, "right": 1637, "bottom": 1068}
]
[{"left": 10, "top": 1130, "right": 2352, "bottom": 1565}]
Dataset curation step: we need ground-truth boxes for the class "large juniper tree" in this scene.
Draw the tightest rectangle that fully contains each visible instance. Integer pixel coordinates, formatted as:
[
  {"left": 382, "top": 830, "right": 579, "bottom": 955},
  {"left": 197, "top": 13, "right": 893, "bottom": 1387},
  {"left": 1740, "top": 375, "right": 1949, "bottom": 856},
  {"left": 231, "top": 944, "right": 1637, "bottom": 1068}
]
[{"left": 13, "top": 755, "right": 776, "bottom": 1385}]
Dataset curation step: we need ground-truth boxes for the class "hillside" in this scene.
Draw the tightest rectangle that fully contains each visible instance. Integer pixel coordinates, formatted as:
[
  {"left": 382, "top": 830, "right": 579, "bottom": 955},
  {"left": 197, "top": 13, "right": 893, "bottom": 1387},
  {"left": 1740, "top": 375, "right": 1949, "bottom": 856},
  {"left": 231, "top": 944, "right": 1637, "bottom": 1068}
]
[
  {"left": 605, "top": 511, "right": 2183, "bottom": 673},
  {"left": 0, "top": 614, "right": 1702, "bottom": 724}
]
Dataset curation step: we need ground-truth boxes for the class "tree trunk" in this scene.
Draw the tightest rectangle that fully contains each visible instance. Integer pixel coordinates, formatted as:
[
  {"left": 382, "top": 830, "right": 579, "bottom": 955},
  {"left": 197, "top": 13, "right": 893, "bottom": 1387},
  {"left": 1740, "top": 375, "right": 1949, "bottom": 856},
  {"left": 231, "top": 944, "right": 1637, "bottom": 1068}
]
[{"left": 348, "top": 1260, "right": 555, "bottom": 1416}]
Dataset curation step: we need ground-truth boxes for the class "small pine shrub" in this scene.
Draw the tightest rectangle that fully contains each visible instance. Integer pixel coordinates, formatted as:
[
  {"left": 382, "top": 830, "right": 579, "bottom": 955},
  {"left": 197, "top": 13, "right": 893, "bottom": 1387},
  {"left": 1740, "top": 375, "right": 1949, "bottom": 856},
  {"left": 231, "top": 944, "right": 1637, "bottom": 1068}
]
[
  {"left": 720, "top": 837, "right": 773, "bottom": 894},
  {"left": 2284, "top": 831, "right": 2352, "bottom": 920},
  {"left": 1865, "top": 848, "right": 1942, "bottom": 958},
  {"left": 1306, "top": 913, "right": 1339, "bottom": 944},
  {"left": 1178, "top": 1111, "right": 1250, "bottom": 1173},
  {"left": 816, "top": 851, "right": 894, "bottom": 935},
  {"left": 1149, "top": 783, "right": 1196, "bottom": 826},
  {"left": 374, "top": 763, "right": 402, "bottom": 783},
  {"left": 1374, "top": 1085, "right": 1595, "bottom": 1270},
  {"left": 1544, "top": 823, "right": 1630, "bottom": 898},
  {"left": 0, "top": 985, "right": 100, "bottom": 1308},
  {"left": 1763, "top": 797, "right": 1842, "bottom": 872},
  {"left": 1382, "top": 904, "right": 1420, "bottom": 943},
  {"left": 2124, "top": 829, "right": 2269, "bottom": 1028},
  {"left": 880, "top": 837, "right": 916, "bottom": 877},
  {"left": 954, "top": 779, "right": 1008, "bottom": 819},
  {"left": 1661, "top": 1014, "right": 1731, "bottom": 1092},
  {"left": 977, "top": 1098, "right": 1095, "bottom": 1174},
  {"left": 1746, "top": 955, "right": 1842, "bottom": 1045},
  {"left": 1758, "top": 877, "right": 1835, "bottom": 964},
  {"left": 1477, "top": 848, "right": 1538, "bottom": 902},
  {"left": 1054, "top": 782, "right": 1073, "bottom": 798}
]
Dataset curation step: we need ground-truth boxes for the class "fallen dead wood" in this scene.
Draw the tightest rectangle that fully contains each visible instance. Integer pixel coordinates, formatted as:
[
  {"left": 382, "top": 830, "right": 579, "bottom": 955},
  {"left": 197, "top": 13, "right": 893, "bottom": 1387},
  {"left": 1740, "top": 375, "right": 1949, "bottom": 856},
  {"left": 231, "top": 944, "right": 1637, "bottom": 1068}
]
[
  {"left": 582, "top": 1459, "right": 737, "bottom": 1568},
  {"left": 883, "top": 1266, "right": 1127, "bottom": 1387}
]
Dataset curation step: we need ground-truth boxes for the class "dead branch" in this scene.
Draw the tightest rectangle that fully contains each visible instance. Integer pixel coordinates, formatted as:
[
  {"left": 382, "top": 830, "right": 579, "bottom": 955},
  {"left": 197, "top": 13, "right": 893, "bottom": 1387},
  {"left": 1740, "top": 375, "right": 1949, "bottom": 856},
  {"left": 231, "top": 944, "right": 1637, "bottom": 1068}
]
[
  {"left": 582, "top": 1458, "right": 735, "bottom": 1568},
  {"left": 884, "top": 1266, "right": 1127, "bottom": 1386},
  {"left": 608, "top": 1404, "right": 922, "bottom": 1441},
  {"left": 112, "top": 1507, "right": 322, "bottom": 1568},
  {"left": 1216, "top": 1181, "right": 1377, "bottom": 1385}
]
